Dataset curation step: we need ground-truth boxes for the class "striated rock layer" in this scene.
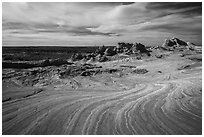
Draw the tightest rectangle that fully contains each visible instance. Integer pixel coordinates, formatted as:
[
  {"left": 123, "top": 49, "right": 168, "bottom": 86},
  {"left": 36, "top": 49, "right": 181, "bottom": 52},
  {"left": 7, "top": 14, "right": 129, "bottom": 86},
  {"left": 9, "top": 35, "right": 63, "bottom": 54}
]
[{"left": 2, "top": 51, "right": 202, "bottom": 135}]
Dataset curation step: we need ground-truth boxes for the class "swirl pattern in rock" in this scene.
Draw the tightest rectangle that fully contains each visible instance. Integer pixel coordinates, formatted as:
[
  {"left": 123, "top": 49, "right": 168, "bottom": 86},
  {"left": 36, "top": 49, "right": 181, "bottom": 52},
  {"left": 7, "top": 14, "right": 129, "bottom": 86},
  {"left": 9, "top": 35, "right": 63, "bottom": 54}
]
[{"left": 2, "top": 55, "right": 202, "bottom": 135}]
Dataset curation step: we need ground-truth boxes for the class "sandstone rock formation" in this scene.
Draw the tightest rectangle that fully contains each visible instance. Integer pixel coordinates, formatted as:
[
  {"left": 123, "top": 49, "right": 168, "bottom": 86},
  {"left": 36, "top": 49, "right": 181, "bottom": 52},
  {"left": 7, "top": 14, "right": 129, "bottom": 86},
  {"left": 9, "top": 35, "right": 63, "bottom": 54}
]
[
  {"left": 187, "top": 42, "right": 196, "bottom": 50},
  {"left": 162, "top": 37, "right": 187, "bottom": 48},
  {"left": 71, "top": 52, "right": 84, "bottom": 61},
  {"left": 95, "top": 45, "right": 106, "bottom": 55},
  {"left": 98, "top": 55, "right": 108, "bottom": 62},
  {"left": 160, "top": 37, "right": 200, "bottom": 52},
  {"left": 104, "top": 47, "right": 116, "bottom": 56},
  {"left": 133, "top": 42, "right": 150, "bottom": 54},
  {"left": 115, "top": 42, "right": 150, "bottom": 56}
]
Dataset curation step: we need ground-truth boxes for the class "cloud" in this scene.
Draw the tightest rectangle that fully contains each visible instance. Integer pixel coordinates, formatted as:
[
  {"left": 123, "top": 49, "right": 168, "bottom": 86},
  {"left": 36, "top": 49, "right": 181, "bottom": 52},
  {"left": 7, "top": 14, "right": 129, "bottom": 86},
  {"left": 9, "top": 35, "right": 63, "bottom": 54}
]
[
  {"left": 147, "top": 2, "right": 201, "bottom": 10},
  {"left": 85, "top": 2, "right": 201, "bottom": 36},
  {"left": 2, "top": 2, "right": 202, "bottom": 46},
  {"left": 138, "top": 14, "right": 201, "bottom": 34}
]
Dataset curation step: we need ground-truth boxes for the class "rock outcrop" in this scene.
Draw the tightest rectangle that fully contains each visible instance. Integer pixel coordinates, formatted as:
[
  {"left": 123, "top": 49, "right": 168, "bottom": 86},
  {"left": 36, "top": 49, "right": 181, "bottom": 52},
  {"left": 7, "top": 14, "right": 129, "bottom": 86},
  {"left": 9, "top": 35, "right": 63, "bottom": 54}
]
[
  {"left": 71, "top": 53, "right": 84, "bottom": 61},
  {"left": 68, "top": 41, "right": 151, "bottom": 63},
  {"left": 104, "top": 48, "right": 116, "bottom": 56},
  {"left": 162, "top": 38, "right": 187, "bottom": 48},
  {"left": 95, "top": 45, "right": 106, "bottom": 55},
  {"left": 115, "top": 42, "right": 150, "bottom": 56},
  {"left": 187, "top": 42, "right": 196, "bottom": 50},
  {"left": 133, "top": 42, "right": 150, "bottom": 54},
  {"left": 161, "top": 37, "right": 199, "bottom": 52},
  {"left": 116, "top": 42, "right": 133, "bottom": 53}
]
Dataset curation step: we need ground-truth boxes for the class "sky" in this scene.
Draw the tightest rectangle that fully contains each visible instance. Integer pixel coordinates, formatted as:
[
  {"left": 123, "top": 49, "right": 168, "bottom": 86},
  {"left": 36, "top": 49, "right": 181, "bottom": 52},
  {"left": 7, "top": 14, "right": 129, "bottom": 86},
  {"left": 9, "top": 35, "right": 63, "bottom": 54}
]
[{"left": 2, "top": 2, "right": 202, "bottom": 46}]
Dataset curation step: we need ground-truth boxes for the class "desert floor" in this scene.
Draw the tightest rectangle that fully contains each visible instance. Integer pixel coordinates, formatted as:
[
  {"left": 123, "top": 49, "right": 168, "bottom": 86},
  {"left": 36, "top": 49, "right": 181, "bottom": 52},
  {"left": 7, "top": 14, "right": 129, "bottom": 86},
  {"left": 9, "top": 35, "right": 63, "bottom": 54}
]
[{"left": 2, "top": 51, "right": 202, "bottom": 135}]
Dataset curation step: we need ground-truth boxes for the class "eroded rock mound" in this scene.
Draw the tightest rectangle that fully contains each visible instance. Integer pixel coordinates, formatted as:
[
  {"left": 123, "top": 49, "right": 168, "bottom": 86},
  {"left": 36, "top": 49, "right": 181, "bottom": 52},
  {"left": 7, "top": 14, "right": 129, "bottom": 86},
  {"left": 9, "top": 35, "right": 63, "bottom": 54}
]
[
  {"left": 160, "top": 37, "right": 198, "bottom": 52},
  {"left": 104, "top": 48, "right": 116, "bottom": 56},
  {"left": 95, "top": 45, "right": 106, "bottom": 55},
  {"left": 116, "top": 42, "right": 133, "bottom": 53},
  {"left": 187, "top": 42, "right": 196, "bottom": 50},
  {"left": 133, "top": 42, "right": 150, "bottom": 55},
  {"left": 71, "top": 53, "right": 84, "bottom": 61},
  {"left": 162, "top": 37, "right": 187, "bottom": 48},
  {"left": 115, "top": 42, "right": 150, "bottom": 56}
]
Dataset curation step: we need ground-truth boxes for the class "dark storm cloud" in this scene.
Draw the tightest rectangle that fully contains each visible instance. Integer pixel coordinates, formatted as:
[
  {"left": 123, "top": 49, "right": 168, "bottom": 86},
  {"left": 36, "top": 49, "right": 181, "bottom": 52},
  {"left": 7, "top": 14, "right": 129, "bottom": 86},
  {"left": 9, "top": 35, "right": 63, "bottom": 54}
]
[
  {"left": 121, "top": 2, "right": 135, "bottom": 5},
  {"left": 83, "top": 2, "right": 134, "bottom": 6},
  {"left": 135, "top": 2, "right": 202, "bottom": 36},
  {"left": 141, "top": 23, "right": 201, "bottom": 35},
  {"left": 147, "top": 2, "right": 201, "bottom": 10},
  {"left": 178, "top": 7, "right": 202, "bottom": 17},
  {"left": 69, "top": 2, "right": 134, "bottom": 8},
  {"left": 146, "top": 2, "right": 202, "bottom": 17}
]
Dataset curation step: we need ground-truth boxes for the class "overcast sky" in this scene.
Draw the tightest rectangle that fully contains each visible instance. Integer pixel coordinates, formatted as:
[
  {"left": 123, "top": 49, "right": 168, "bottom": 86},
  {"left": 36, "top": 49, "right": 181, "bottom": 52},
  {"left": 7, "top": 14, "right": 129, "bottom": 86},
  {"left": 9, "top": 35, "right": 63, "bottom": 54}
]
[{"left": 2, "top": 2, "right": 202, "bottom": 46}]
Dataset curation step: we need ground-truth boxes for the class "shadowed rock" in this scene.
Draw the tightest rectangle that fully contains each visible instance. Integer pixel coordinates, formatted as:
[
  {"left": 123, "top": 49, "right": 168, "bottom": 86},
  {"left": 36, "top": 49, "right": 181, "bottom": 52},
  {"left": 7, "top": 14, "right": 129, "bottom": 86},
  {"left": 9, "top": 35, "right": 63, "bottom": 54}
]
[
  {"left": 98, "top": 55, "right": 108, "bottom": 62},
  {"left": 162, "top": 38, "right": 187, "bottom": 48},
  {"left": 161, "top": 38, "right": 189, "bottom": 51},
  {"left": 187, "top": 42, "right": 196, "bottom": 50},
  {"left": 155, "top": 54, "right": 163, "bottom": 58},
  {"left": 132, "top": 68, "right": 148, "bottom": 74},
  {"left": 80, "top": 71, "right": 92, "bottom": 76},
  {"left": 95, "top": 45, "right": 106, "bottom": 55},
  {"left": 71, "top": 53, "right": 84, "bottom": 61},
  {"left": 104, "top": 48, "right": 117, "bottom": 56},
  {"left": 133, "top": 42, "right": 150, "bottom": 54},
  {"left": 116, "top": 42, "right": 133, "bottom": 53}
]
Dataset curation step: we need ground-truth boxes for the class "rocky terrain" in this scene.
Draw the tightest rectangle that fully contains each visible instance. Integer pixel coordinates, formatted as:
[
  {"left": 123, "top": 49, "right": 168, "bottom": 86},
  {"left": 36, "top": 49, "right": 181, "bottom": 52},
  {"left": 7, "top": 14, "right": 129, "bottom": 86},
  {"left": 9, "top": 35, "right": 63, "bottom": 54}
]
[{"left": 2, "top": 38, "right": 202, "bottom": 135}]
